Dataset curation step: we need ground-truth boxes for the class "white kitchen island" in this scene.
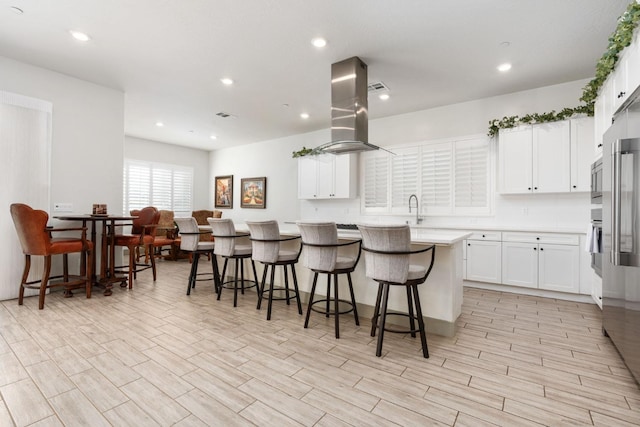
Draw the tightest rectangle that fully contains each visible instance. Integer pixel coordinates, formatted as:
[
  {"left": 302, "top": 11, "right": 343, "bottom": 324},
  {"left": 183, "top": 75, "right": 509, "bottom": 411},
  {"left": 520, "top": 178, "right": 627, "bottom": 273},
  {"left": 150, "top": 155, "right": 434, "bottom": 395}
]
[{"left": 270, "top": 225, "right": 471, "bottom": 337}]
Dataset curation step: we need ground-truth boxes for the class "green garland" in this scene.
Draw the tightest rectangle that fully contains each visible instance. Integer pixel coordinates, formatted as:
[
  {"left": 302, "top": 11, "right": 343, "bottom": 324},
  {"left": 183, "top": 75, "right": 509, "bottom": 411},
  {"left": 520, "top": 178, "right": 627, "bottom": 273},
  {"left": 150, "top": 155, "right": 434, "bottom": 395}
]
[{"left": 488, "top": 1, "right": 640, "bottom": 138}]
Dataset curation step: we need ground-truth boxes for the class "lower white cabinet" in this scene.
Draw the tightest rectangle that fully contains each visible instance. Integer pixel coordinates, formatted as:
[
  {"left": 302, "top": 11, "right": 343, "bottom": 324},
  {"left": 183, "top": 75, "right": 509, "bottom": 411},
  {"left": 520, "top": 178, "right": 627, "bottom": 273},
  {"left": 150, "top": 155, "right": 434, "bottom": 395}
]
[
  {"left": 466, "top": 239, "right": 502, "bottom": 284},
  {"left": 501, "top": 232, "right": 580, "bottom": 293}
]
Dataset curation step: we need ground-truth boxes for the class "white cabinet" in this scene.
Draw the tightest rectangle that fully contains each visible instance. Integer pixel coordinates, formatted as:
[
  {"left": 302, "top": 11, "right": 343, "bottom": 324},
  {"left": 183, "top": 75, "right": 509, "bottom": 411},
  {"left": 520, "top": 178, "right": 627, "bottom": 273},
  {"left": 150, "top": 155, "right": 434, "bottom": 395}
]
[
  {"left": 499, "top": 121, "right": 570, "bottom": 194},
  {"left": 501, "top": 232, "right": 580, "bottom": 294},
  {"left": 465, "top": 232, "right": 502, "bottom": 284},
  {"left": 298, "top": 154, "right": 357, "bottom": 199},
  {"left": 570, "top": 117, "right": 595, "bottom": 192}
]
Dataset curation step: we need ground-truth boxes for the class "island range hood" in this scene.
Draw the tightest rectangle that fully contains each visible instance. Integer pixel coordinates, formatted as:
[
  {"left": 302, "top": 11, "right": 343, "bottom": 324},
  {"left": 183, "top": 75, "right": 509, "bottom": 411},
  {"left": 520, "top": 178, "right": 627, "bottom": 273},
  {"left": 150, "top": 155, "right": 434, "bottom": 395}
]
[{"left": 314, "top": 56, "right": 384, "bottom": 155}]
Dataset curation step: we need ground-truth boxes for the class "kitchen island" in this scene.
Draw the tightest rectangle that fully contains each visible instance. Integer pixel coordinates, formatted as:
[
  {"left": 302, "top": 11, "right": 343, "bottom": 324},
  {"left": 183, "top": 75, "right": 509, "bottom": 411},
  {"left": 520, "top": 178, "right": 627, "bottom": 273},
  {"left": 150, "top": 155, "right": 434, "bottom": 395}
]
[{"left": 269, "top": 224, "right": 471, "bottom": 337}]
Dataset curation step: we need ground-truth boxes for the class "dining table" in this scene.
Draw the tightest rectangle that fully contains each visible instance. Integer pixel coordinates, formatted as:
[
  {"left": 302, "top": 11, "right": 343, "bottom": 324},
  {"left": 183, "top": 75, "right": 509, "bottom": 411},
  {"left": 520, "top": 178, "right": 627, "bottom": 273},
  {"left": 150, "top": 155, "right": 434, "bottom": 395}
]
[{"left": 54, "top": 214, "right": 137, "bottom": 296}]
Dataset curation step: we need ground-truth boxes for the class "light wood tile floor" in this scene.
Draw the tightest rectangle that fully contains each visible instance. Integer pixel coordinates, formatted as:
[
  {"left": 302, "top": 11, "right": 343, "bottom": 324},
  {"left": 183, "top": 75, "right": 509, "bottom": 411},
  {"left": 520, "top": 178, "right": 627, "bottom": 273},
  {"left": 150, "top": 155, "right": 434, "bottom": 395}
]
[{"left": 1, "top": 260, "right": 639, "bottom": 426}]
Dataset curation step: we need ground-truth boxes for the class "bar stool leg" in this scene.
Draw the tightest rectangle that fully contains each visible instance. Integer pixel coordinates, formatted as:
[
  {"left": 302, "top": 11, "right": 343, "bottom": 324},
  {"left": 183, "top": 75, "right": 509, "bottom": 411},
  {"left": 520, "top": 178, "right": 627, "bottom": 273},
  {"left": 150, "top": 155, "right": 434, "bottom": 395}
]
[
  {"left": 411, "top": 284, "right": 429, "bottom": 358},
  {"left": 267, "top": 265, "right": 276, "bottom": 320},
  {"left": 406, "top": 286, "right": 416, "bottom": 338},
  {"left": 325, "top": 274, "right": 331, "bottom": 318},
  {"left": 376, "top": 283, "right": 390, "bottom": 357},
  {"left": 251, "top": 260, "right": 259, "bottom": 301},
  {"left": 218, "top": 258, "right": 229, "bottom": 300},
  {"left": 240, "top": 258, "right": 245, "bottom": 295},
  {"left": 304, "top": 272, "right": 319, "bottom": 329},
  {"left": 257, "top": 266, "right": 268, "bottom": 309},
  {"left": 371, "top": 282, "right": 383, "bottom": 337},
  {"left": 283, "top": 265, "right": 290, "bottom": 305},
  {"left": 334, "top": 273, "right": 340, "bottom": 339},
  {"left": 347, "top": 273, "right": 360, "bottom": 325},
  {"left": 233, "top": 258, "right": 239, "bottom": 307},
  {"left": 291, "top": 265, "right": 302, "bottom": 315}
]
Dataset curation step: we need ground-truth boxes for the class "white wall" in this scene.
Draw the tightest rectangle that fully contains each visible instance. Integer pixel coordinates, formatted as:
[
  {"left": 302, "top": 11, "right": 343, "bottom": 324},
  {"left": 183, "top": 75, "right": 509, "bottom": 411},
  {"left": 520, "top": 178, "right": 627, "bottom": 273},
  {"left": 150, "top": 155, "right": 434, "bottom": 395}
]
[
  {"left": 125, "top": 135, "right": 211, "bottom": 210},
  {"left": 211, "top": 78, "right": 592, "bottom": 231},
  {"left": 0, "top": 55, "right": 125, "bottom": 217}
]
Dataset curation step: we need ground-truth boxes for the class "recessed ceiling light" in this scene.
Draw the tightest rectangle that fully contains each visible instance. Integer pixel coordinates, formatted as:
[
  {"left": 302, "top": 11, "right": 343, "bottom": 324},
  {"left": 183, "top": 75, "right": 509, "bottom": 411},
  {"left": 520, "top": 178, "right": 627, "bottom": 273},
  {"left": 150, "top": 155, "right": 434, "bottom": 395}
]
[
  {"left": 155, "top": 122, "right": 164, "bottom": 127},
  {"left": 210, "top": 135, "right": 217, "bottom": 140},
  {"left": 379, "top": 93, "right": 390, "bottom": 100},
  {"left": 10, "top": 6, "right": 23, "bottom": 15},
  {"left": 221, "top": 78, "right": 234, "bottom": 85},
  {"left": 497, "top": 63, "right": 512, "bottom": 72},
  {"left": 69, "top": 30, "right": 91, "bottom": 42},
  {"left": 300, "top": 113, "right": 310, "bottom": 119},
  {"left": 311, "top": 37, "right": 327, "bottom": 48}
]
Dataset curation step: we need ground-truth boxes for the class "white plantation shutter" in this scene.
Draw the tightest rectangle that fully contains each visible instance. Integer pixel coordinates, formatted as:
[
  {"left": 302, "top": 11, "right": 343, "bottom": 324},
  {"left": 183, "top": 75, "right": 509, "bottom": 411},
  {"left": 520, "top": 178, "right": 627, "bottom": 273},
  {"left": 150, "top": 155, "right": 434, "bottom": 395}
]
[
  {"left": 421, "top": 142, "right": 452, "bottom": 213},
  {"left": 361, "top": 135, "right": 492, "bottom": 216},
  {"left": 363, "top": 152, "right": 388, "bottom": 209},
  {"left": 455, "top": 138, "right": 489, "bottom": 210},
  {"left": 391, "top": 148, "right": 419, "bottom": 209},
  {"left": 124, "top": 160, "right": 193, "bottom": 215}
]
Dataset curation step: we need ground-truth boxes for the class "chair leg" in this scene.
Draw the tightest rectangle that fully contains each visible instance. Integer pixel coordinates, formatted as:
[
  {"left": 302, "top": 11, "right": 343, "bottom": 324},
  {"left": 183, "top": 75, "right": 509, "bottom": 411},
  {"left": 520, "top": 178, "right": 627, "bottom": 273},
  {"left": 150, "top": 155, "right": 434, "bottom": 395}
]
[
  {"left": 371, "top": 282, "right": 384, "bottom": 337},
  {"left": 325, "top": 274, "right": 331, "bottom": 318},
  {"left": 127, "top": 246, "right": 135, "bottom": 289},
  {"left": 18, "top": 255, "right": 30, "bottom": 306},
  {"left": 376, "top": 283, "right": 390, "bottom": 357},
  {"left": 257, "top": 266, "right": 268, "bottom": 309},
  {"left": 240, "top": 258, "right": 245, "bottom": 295},
  {"left": 211, "top": 253, "right": 221, "bottom": 294},
  {"left": 304, "top": 272, "right": 319, "bottom": 329},
  {"left": 291, "top": 265, "right": 302, "bottom": 315},
  {"left": 334, "top": 273, "right": 340, "bottom": 339},
  {"left": 267, "top": 265, "right": 275, "bottom": 320},
  {"left": 411, "top": 284, "right": 429, "bottom": 358},
  {"left": 39, "top": 256, "right": 52, "bottom": 310},
  {"left": 86, "top": 246, "right": 93, "bottom": 299},
  {"left": 347, "top": 273, "right": 359, "bottom": 325},
  {"left": 406, "top": 286, "right": 416, "bottom": 338},
  {"left": 283, "top": 265, "right": 290, "bottom": 305},
  {"left": 218, "top": 258, "right": 229, "bottom": 300},
  {"left": 186, "top": 253, "right": 198, "bottom": 295},
  {"left": 233, "top": 258, "right": 239, "bottom": 307},
  {"left": 251, "top": 260, "right": 259, "bottom": 303},
  {"left": 149, "top": 244, "right": 157, "bottom": 281}
]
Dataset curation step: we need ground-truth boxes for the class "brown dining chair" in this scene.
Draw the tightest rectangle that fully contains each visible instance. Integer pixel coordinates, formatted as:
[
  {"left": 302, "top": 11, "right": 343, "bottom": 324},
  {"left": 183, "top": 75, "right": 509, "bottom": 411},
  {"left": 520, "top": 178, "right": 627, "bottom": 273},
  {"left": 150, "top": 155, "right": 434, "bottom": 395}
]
[
  {"left": 111, "top": 206, "right": 160, "bottom": 288},
  {"left": 10, "top": 203, "right": 94, "bottom": 309},
  {"left": 147, "top": 209, "right": 175, "bottom": 262}
]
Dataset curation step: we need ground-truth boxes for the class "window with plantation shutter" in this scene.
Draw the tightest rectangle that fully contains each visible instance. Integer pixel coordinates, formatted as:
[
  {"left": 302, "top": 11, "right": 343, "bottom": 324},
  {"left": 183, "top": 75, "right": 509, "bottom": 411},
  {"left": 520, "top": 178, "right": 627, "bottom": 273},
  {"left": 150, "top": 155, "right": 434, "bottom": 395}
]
[
  {"left": 361, "top": 134, "right": 492, "bottom": 216},
  {"left": 421, "top": 142, "right": 452, "bottom": 214},
  {"left": 391, "top": 148, "right": 419, "bottom": 210},
  {"left": 454, "top": 137, "right": 489, "bottom": 212},
  {"left": 123, "top": 159, "right": 193, "bottom": 217},
  {"left": 363, "top": 152, "right": 388, "bottom": 209}
]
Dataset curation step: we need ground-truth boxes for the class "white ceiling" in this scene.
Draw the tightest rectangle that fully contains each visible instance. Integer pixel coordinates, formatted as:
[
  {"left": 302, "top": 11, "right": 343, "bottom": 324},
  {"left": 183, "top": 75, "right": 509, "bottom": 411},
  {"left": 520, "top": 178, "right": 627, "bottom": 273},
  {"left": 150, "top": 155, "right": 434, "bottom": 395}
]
[{"left": 0, "top": 0, "right": 630, "bottom": 151}]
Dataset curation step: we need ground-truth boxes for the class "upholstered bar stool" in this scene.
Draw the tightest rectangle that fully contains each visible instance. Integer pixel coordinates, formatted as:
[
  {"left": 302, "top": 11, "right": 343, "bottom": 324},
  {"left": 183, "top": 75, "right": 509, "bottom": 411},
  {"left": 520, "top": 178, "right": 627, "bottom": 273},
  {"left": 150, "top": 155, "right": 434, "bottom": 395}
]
[
  {"left": 174, "top": 217, "right": 220, "bottom": 295},
  {"left": 297, "top": 221, "right": 361, "bottom": 338},
  {"left": 358, "top": 224, "right": 436, "bottom": 358},
  {"left": 10, "top": 203, "right": 94, "bottom": 309},
  {"left": 246, "top": 220, "right": 302, "bottom": 320},
  {"left": 208, "top": 218, "right": 258, "bottom": 307}
]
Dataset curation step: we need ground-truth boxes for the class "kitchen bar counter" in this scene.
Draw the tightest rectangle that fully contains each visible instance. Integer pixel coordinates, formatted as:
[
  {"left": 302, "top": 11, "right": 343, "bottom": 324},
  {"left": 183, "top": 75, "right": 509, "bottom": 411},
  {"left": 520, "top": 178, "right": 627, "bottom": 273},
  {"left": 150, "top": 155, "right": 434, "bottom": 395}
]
[{"left": 237, "top": 223, "right": 469, "bottom": 337}]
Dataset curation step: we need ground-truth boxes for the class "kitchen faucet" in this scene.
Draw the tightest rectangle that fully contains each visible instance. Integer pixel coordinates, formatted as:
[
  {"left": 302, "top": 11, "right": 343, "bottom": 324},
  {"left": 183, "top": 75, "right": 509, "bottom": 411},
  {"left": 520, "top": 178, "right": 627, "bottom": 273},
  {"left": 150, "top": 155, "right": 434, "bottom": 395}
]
[{"left": 408, "top": 194, "right": 423, "bottom": 225}]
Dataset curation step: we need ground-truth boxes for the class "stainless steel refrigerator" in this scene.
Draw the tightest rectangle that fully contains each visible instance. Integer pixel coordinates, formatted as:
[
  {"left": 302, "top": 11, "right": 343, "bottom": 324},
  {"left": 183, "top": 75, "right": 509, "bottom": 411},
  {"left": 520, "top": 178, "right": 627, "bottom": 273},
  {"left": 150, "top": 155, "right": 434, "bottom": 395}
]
[{"left": 603, "top": 91, "right": 640, "bottom": 384}]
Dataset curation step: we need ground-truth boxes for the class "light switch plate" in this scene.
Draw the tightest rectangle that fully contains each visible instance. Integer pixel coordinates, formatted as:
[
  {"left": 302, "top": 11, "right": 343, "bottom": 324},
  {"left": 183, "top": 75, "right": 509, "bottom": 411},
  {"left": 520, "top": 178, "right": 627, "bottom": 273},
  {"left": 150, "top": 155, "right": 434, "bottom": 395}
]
[{"left": 53, "top": 202, "right": 73, "bottom": 212}]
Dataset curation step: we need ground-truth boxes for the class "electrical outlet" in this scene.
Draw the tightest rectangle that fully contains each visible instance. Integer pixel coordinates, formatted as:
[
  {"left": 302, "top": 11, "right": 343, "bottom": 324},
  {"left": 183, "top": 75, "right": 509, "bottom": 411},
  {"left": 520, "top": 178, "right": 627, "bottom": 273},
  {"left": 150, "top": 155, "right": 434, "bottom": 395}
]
[{"left": 53, "top": 202, "right": 73, "bottom": 212}]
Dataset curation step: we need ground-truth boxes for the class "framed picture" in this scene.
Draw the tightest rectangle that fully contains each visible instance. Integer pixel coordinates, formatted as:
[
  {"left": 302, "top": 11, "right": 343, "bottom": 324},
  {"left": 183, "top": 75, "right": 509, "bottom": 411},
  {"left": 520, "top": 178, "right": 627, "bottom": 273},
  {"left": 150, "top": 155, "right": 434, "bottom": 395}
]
[
  {"left": 241, "top": 177, "right": 267, "bottom": 209},
  {"left": 214, "top": 175, "right": 233, "bottom": 208}
]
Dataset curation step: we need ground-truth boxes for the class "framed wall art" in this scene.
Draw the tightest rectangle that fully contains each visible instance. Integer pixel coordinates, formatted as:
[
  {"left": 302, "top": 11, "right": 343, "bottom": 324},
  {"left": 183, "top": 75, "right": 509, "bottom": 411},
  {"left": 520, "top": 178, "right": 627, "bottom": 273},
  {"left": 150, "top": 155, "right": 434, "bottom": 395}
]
[
  {"left": 240, "top": 177, "right": 266, "bottom": 209},
  {"left": 214, "top": 175, "right": 233, "bottom": 208}
]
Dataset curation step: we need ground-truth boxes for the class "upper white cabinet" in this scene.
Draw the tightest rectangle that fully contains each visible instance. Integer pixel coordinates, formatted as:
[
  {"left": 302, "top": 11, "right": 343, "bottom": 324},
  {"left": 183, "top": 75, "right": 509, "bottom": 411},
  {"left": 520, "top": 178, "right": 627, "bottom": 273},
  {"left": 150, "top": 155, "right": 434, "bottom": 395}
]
[
  {"left": 298, "top": 154, "right": 357, "bottom": 199},
  {"left": 499, "top": 121, "right": 570, "bottom": 194},
  {"left": 499, "top": 118, "right": 593, "bottom": 194},
  {"left": 570, "top": 117, "right": 595, "bottom": 192}
]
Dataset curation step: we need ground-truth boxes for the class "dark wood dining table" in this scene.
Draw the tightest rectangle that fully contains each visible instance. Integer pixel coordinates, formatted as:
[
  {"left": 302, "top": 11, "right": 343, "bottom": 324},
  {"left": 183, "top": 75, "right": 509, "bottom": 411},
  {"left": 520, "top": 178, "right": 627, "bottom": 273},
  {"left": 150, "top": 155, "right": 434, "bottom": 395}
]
[{"left": 54, "top": 214, "right": 137, "bottom": 296}]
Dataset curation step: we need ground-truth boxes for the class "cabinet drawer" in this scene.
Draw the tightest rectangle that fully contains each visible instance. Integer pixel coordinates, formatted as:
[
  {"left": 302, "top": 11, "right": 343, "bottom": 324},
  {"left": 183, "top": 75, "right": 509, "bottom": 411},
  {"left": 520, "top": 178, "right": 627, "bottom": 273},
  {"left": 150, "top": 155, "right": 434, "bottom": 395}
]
[
  {"left": 502, "top": 232, "right": 579, "bottom": 245},
  {"left": 467, "top": 231, "right": 502, "bottom": 241}
]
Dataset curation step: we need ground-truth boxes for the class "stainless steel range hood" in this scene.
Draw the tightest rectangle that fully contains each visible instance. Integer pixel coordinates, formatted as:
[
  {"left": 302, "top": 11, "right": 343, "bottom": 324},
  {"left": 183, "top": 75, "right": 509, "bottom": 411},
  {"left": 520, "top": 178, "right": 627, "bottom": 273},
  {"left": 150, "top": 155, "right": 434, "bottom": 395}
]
[{"left": 315, "top": 56, "right": 384, "bottom": 155}]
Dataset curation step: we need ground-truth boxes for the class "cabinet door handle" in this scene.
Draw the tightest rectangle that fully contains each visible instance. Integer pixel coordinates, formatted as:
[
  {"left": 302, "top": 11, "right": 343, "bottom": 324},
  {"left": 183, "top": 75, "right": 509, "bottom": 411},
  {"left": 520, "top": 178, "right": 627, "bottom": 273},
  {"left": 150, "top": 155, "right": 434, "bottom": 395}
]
[
  {"left": 534, "top": 187, "right": 538, "bottom": 190},
  {"left": 572, "top": 185, "right": 576, "bottom": 188},
  {"left": 534, "top": 247, "right": 537, "bottom": 251},
  {"left": 528, "top": 187, "right": 532, "bottom": 190},
  {"left": 536, "top": 237, "right": 540, "bottom": 240},
  {"left": 540, "top": 247, "right": 544, "bottom": 251},
  {"left": 482, "top": 234, "right": 485, "bottom": 238},
  {"left": 598, "top": 143, "right": 603, "bottom": 148},
  {"left": 468, "top": 243, "right": 471, "bottom": 246}
]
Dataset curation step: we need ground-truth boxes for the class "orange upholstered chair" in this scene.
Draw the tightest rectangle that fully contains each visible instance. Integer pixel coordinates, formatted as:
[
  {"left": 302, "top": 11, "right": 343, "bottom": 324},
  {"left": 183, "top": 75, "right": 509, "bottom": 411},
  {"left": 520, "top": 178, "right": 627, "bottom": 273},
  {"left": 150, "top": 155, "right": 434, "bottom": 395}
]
[
  {"left": 112, "top": 206, "right": 160, "bottom": 288},
  {"left": 10, "top": 203, "right": 94, "bottom": 309}
]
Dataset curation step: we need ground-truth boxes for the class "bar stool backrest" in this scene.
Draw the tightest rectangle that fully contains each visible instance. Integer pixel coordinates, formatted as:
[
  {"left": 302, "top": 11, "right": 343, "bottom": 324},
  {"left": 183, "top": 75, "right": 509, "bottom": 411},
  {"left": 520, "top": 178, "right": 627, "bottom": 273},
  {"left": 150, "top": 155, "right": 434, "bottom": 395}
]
[
  {"left": 246, "top": 220, "right": 280, "bottom": 264},
  {"left": 358, "top": 224, "right": 411, "bottom": 284},
  {"left": 297, "top": 222, "right": 338, "bottom": 272},
  {"left": 208, "top": 218, "right": 237, "bottom": 257},
  {"left": 174, "top": 217, "right": 200, "bottom": 252}
]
